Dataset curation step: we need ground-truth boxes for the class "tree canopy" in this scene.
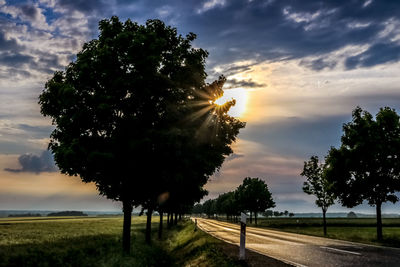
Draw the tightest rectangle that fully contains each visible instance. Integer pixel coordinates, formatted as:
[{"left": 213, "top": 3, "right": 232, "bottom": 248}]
[
  {"left": 236, "top": 177, "right": 275, "bottom": 225},
  {"left": 39, "top": 16, "right": 244, "bottom": 252},
  {"left": 325, "top": 106, "right": 400, "bottom": 240}
]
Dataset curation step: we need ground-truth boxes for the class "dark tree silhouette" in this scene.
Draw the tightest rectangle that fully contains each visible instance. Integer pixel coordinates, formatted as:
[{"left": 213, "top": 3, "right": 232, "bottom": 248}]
[
  {"left": 202, "top": 199, "right": 217, "bottom": 218},
  {"left": 284, "top": 210, "right": 289, "bottom": 216},
  {"left": 273, "top": 211, "right": 281, "bottom": 217},
  {"left": 264, "top": 210, "right": 273, "bottom": 217},
  {"left": 325, "top": 106, "right": 400, "bottom": 240},
  {"left": 301, "top": 156, "right": 335, "bottom": 236},
  {"left": 236, "top": 177, "right": 275, "bottom": 225},
  {"left": 216, "top": 191, "right": 240, "bottom": 221},
  {"left": 39, "top": 17, "right": 243, "bottom": 252},
  {"left": 347, "top": 211, "right": 357, "bottom": 218}
]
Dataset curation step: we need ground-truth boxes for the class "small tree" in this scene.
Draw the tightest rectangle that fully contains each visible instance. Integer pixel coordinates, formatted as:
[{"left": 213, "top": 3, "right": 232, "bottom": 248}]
[
  {"left": 301, "top": 156, "right": 335, "bottom": 236},
  {"left": 325, "top": 107, "right": 400, "bottom": 240},
  {"left": 237, "top": 177, "right": 275, "bottom": 225}
]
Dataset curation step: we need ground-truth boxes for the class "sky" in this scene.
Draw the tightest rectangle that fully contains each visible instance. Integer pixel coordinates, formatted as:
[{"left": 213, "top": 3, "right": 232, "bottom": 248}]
[{"left": 1, "top": 0, "right": 400, "bottom": 213}]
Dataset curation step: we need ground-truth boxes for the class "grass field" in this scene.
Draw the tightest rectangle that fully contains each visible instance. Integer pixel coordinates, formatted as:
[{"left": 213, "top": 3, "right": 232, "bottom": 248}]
[
  {"left": 0, "top": 216, "right": 244, "bottom": 267},
  {"left": 251, "top": 217, "right": 400, "bottom": 247}
]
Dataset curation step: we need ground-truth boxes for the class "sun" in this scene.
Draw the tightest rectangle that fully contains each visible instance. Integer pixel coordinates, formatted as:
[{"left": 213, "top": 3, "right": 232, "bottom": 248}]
[{"left": 214, "top": 88, "right": 248, "bottom": 118}]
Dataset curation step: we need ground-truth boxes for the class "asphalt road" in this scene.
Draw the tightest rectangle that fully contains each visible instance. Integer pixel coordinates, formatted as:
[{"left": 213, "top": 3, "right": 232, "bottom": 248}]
[{"left": 194, "top": 218, "right": 400, "bottom": 267}]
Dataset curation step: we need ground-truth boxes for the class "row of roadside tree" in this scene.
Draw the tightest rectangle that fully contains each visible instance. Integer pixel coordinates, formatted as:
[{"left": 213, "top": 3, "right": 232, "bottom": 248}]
[{"left": 192, "top": 177, "right": 275, "bottom": 225}]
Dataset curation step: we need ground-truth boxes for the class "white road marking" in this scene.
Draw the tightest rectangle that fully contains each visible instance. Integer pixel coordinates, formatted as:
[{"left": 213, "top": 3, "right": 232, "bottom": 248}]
[{"left": 320, "top": 246, "right": 361, "bottom": 256}]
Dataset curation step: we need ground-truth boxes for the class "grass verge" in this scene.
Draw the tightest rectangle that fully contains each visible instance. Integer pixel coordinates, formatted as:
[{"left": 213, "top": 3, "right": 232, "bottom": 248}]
[{"left": 161, "top": 219, "right": 244, "bottom": 267}]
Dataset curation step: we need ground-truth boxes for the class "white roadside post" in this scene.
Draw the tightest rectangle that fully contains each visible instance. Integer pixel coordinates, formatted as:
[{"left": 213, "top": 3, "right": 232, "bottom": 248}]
[{"left": 239, "top": 212, "right": 247, "bottom": 260}]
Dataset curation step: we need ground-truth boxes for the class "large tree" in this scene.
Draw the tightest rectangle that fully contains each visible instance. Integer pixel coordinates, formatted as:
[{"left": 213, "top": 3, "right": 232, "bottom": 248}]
[
  {"left": 39, "top": 17, "right": 244, "bottom": 252},
  {"left": 236, "top": 177, "right": 275, "bottom": 225},
  {"left": 301, "top": 156, "right": 335, "bottom": 236},
  {"left": 325, "top": 107, "right": 400, "bottom": 240}
]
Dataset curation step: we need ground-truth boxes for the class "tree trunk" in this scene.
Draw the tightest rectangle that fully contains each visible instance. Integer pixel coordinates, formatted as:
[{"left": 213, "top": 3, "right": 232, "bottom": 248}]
[
  {"left": 376, "top": 202, "right": 383, "bottom": 241},
  {"left": 145, "top": 207, "right": 153, "bottom": 244},
  {"left": 322, "top": 208, "right": 327, "bottom": 236},
  {"left": 255, "top": 212, "right": 257, "bottom": 225},
  {"left": 158, "top": 210, "right": 163, "bottom": 240},
  {"left": 122, "top": 200, "right": 132, "bottom": 254},
  {"left": 250, "top": 211, "right": 252, "bottom": 224},
  {"left": 179, "top": 214, "right": 182, "bottom": 220},
  {"left": 174, "top": 213, "right": 178, "bottom": 225}
]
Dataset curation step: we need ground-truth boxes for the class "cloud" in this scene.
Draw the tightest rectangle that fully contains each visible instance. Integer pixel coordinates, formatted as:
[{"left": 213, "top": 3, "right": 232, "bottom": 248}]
[
  {"left": 181, "top": 0, "right": 400, "bottom": 69},
  {"left": 197, "top": 0, "right": 226, "bottom": 14},
  {"left": 226, "top": 78, "right": 266, "bottom": 89},
  {"left": 0, "top": 2, "right": 50, "bottom": 30},
  {"left": 225, "top": 153, "right": 244, "bottom": 161},
  {"left": 299, "top": 57, "right": 337, "bottom": 71},
  {"left": 345, "top": 42, "right": 400, "bottom": 69},
  {"left": 56, "top": 0, "right": 107, "bottom": 13},
  {"left": 0, "top": 30, "right": 24, "bottom": 52},
  {"left": 5, "top": 150, "right": 57, "bottom": 173},
  {"left": 0, "top": 52, "right": 34, "bottom": 67},
  {"left": 242, "top": 116, "right": 346, "bottom": 158}
]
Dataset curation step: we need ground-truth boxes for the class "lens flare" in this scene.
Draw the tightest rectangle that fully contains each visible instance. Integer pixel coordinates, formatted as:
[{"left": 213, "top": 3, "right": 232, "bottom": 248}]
[{"left": 214, "top": 88, "right": 248, "bottom": 118}]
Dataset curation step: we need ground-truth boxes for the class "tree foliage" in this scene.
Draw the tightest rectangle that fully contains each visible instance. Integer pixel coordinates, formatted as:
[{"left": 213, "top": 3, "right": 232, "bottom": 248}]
[
  {"left": 236, "top": 177, "right": 275, "bottom": 224},
  {"left": 39, "top": 16, "right": 244, "bottom": 251},
  {"left": 325, "top": 106, "right": 400, "bottom": 240},
  {"left": 301, "top": 156, "right": 335, "bottom": 211}
]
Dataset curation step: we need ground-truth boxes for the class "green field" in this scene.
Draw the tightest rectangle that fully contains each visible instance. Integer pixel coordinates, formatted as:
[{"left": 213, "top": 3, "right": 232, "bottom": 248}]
[
  {"left": 0, "top": 216, "right": 244, "bottom": 267},
  {"left": 251, "top": 217, "right": 400, "bottom": 247}
]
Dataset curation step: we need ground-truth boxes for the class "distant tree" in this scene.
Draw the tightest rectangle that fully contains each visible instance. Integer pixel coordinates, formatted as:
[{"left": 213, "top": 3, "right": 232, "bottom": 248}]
[
  {"left": 289, "top": 213, "right": 294, "bottom": 218},
  {"left": 264, "top": 210, "right": 273, "bottom": 217},
  {"left": 301, "top": 155, "right": 335, "bottom": 236},
  {"left": 273, "top": 211, "right": 281, "bottom": 217},
  {"left": 284, "top": 210, "right": 289, "bottom": 217},
  {"left": 216, "top": 191, "right": 240, "bottom": 221},
  {"left": 347, "top": 211, "right": 357, "bottom": 218},
  {"left": 236, "top": 177, "right": 275, "bottom": 225},
  {"left": 192, "top": 203, "right": 203, "bottom": 215},
  {"left": 325, "top": 107, "right": 400, "bottom": 240},
  {"left": 47, "top": 211, "right": 88, "bottom": 217},
  {"left": 203, "top": 199, "right": 217, "bottom": 218}
]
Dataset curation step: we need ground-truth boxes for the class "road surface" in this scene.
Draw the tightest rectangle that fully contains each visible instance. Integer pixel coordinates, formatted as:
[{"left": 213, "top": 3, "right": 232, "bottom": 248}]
[{"left": 194, "top": 218, "right": 400, "bottom": 267}]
